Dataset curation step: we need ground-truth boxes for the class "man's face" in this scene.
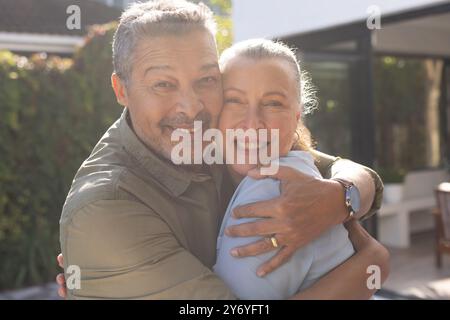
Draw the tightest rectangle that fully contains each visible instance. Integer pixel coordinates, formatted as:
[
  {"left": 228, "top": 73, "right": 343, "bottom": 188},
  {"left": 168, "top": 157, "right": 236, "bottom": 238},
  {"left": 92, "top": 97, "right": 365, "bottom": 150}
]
[{"left": 113, "top": 30, "right": 223, "bottom": 161}]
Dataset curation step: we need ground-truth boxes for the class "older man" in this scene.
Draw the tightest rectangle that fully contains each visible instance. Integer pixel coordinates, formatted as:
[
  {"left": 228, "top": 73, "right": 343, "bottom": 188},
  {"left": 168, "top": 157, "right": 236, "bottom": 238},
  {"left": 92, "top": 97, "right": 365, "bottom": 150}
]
[{"left": 59, "top": 0, "right": 387, "bottom": 299}]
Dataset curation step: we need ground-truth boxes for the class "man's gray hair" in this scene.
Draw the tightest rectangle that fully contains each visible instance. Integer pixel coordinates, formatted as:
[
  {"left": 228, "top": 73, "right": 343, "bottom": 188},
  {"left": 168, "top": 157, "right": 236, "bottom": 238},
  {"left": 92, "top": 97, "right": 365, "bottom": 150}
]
[
  {"left": 113, "top": 0, "right": 217, "bottom": 85},
  {"left": 219, "top": 38, "right": 317, "bottom": 115}
]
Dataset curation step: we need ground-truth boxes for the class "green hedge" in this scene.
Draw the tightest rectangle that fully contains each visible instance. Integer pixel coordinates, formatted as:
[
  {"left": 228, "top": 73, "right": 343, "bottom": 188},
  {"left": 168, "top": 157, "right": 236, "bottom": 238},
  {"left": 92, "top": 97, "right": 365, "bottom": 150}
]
[{"left": 0, "top": 23, "right": 122, "bottom": 290}]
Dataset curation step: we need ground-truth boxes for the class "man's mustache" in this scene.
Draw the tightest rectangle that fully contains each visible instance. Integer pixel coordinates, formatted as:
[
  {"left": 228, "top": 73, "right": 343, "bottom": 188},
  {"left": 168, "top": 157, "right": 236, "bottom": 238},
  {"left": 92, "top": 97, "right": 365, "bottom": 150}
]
[{"left": 159, "top": 111, "right": 212, "bottom": 129}]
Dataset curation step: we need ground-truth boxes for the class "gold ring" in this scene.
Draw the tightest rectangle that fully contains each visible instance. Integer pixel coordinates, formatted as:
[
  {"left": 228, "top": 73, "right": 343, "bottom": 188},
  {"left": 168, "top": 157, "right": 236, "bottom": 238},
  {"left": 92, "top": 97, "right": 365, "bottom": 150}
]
[{"left": 270, "top": 236, "right": 279, "bottom": 248}]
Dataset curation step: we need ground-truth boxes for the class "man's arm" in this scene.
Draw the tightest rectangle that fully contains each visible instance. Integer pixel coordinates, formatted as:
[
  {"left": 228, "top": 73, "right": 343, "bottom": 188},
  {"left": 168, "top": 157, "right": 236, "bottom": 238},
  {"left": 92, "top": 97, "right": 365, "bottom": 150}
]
[
  {"left": 57, "top": 220, "right": 390, "bottom": 300},
  {"left": 60, "top": 200, "right": 235, "bottom": 299},
  {"left": 312, "top": 149, "right": 383, "bottom": 220},
  {"left": 225, "top": 150, "right": 383, "bottom": 276},
  {"left": 291, "top": 220, "right": 390, "bottom": 300}
]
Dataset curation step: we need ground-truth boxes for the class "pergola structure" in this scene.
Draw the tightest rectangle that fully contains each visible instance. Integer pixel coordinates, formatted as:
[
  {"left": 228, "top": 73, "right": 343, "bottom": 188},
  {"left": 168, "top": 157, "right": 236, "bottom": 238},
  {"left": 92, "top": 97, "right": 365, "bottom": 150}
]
[{"left": 233, "top": 0, "right": 450, "bottom": 235}]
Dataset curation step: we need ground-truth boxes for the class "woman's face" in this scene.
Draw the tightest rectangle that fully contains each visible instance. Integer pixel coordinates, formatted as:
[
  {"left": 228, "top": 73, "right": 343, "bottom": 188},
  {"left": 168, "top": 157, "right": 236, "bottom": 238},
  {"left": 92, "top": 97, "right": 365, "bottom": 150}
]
[{"left": 219, "top": 57, "right": 301, "bottom": 178}]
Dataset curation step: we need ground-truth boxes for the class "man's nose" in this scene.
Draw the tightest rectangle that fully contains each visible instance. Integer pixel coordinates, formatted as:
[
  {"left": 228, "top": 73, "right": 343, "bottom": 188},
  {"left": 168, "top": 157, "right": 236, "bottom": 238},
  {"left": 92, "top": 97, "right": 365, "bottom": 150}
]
[{"left": 175, "top": 88, "right": 204, "bottom": 119}]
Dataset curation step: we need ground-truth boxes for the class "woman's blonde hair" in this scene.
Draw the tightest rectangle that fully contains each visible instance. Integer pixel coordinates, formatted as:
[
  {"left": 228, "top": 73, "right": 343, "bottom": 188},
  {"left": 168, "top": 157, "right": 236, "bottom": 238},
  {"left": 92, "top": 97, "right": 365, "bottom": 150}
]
[{"left": 219, "top": 38, "right": 317, "bottom": 151}]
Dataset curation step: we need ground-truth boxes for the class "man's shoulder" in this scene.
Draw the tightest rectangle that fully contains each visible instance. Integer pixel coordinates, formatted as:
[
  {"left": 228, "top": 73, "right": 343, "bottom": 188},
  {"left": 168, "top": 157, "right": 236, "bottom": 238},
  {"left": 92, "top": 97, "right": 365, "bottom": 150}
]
[
  {"left": 60, "top": 115, "right": 152, "bottom": 223},
  {"left": 60, "top": 162, "right": 130, "bottom": 223},
  {"left": 60, "top": 125, "right": 141, "bottom": 220},
  {"left": 59, "top": 154, "right": 168, "bottom": 226}
]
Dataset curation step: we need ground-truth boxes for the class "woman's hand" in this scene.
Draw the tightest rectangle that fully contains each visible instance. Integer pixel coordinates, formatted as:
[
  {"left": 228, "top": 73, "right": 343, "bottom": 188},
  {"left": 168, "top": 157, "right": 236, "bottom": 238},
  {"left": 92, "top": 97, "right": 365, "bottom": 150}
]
[{"left": 225, "top": 165, "right": 351, "bottom": 277}]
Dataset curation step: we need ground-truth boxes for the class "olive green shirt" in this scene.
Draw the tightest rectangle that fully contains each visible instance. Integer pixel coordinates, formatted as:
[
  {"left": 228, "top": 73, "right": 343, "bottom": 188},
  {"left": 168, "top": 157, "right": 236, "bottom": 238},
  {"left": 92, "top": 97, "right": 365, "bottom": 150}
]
[{"left": 59, "top": 108, "right": 383, "bottom": 299}]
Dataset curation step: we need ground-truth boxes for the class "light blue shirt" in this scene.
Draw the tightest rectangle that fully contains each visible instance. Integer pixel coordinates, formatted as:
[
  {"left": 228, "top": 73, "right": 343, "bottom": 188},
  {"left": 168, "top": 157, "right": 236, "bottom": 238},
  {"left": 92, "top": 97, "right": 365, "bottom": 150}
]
[{"left": 213, "top": 151, "right": 355, "bottom": 299}]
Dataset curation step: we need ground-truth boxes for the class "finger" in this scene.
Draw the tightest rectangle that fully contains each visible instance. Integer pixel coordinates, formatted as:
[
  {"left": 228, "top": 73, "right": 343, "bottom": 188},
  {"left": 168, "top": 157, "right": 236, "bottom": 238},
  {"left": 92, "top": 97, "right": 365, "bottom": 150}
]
[
  {"left": 225, "top": 219, "right": 283, "bottom": 238},
  {"left": 57, "top": 253, "right": 64, "bottom": 268},
  {"left": 248, "top": 165, "right": 309, "bottom": 181},
  {"left": 58, "top": 286, "right": 67, "bottom": 299},
  {"left": 256, "top": 246, "right": 294, "bottom": 277},
  {"left": 230, "top": 237, "right": 278, "bottom": 258},
  {"left": 56, "top": 273, "right": 66, "bottom": 286},
  {"left": 233, "top": 199, "right": 280, "bottom": 219}
]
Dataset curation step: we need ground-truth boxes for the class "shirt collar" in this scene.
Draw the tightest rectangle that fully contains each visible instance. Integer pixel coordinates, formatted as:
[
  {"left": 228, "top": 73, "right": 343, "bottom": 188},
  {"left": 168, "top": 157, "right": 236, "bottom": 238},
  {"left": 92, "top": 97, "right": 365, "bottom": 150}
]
[{"left": 118, "top": 108, "right": 222, "bottom": 197}]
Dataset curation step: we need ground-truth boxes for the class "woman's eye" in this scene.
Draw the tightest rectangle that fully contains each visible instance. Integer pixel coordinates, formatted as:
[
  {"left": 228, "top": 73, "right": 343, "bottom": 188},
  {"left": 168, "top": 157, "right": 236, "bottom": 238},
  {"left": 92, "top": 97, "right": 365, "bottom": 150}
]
[
  {"left": 263, "top": 100, "right": 282, "bottom": 107},
  {"left": 224, "top": 98, "right": 242, "bottom": 104}
]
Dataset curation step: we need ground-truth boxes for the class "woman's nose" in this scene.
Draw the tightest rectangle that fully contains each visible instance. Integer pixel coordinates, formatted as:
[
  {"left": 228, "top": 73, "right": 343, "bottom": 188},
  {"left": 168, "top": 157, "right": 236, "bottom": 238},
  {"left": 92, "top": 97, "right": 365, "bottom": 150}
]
[{"left": 240, "top": 109, "right": 264, "bottom": 131}]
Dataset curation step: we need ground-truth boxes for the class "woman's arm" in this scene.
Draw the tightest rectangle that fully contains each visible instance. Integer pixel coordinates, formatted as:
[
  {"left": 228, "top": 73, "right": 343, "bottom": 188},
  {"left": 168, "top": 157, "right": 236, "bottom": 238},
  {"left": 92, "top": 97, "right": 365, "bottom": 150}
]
[{"left": 290, "top": 220, "right": 390, "bottom": 300}]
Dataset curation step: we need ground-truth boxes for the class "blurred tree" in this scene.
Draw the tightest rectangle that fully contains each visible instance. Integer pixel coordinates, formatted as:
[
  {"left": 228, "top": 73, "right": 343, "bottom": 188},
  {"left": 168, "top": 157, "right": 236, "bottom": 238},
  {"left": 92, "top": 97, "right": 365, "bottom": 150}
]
[
  {"left": 192, "top": 0, "right": 233, "bottom": 54},
  {"left": 424, "top": 59, "right": 443, "bottom": 168},
  {"left": 0, "top": 24, "right": 121, "bottom": 290}
]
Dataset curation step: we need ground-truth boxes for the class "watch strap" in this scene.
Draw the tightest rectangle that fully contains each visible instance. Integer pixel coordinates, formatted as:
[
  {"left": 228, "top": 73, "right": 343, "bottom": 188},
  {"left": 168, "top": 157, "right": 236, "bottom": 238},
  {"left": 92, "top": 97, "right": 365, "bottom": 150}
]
[{"left": 332, "top": 178, "right": 355, "bottom": 222}]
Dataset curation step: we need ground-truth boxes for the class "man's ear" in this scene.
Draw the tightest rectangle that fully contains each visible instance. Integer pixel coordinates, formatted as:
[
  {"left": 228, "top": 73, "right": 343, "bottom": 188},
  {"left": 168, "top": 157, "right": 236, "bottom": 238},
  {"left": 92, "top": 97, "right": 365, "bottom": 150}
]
[{"left": 111, "top": 73, "right": 129, "bottom": 107}]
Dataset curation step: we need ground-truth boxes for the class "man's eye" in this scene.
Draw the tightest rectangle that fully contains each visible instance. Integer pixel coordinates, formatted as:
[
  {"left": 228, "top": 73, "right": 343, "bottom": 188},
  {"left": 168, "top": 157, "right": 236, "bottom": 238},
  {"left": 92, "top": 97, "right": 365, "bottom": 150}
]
[
  {"left": 199, "top": 76, "right": 217, "bottom": 85},
  {"left": 153, "top": 81, "right": 175, "bottom": 89}
]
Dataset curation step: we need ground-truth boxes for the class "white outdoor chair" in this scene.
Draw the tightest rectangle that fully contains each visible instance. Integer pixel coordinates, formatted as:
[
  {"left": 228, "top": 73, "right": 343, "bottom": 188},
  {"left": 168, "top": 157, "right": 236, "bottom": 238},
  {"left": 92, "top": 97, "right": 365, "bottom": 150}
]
[{"left": 378, "top": 169, "right": 449, "bottom": 248}]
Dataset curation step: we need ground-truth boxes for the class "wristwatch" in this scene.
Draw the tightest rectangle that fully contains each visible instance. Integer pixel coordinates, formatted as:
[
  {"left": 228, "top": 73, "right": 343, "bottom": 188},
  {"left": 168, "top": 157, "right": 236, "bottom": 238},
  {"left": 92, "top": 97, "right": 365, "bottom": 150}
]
[{"left": 332, "top": 178, "right": 361, "bottom": 222}]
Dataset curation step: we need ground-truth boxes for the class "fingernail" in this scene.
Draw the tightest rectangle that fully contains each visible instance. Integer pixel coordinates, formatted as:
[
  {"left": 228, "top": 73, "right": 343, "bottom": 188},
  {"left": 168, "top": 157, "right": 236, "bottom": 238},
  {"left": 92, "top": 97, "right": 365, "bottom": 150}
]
[
  {"left": 225, "top": 228, "right": 231, "bottom": 236},
  {"left": 257, "top": 270, "right": 265, "bottom": 277},
  {"left": 230, "top": 249, "right": 238, "bottom": 257}
]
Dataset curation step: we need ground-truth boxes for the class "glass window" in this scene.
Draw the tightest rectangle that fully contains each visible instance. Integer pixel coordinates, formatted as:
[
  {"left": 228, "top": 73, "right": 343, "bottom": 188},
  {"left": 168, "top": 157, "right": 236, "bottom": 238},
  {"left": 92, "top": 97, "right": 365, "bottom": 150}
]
[
  {"left": 373, "top": 56, "right": 445, "bottom": 181},
  {"left": 303, "top": 60, "right": 353, "bottom": 158}
]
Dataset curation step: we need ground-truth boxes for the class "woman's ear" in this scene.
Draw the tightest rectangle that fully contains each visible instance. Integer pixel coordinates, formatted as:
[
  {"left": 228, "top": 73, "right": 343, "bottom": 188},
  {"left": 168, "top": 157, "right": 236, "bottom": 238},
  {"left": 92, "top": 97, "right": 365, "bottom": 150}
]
[
  {"left": 111, "top": 73, "right": 129, "bottom": 107},
  {"left": 296, "top": 103, "right": 302, "bottom": 121}
]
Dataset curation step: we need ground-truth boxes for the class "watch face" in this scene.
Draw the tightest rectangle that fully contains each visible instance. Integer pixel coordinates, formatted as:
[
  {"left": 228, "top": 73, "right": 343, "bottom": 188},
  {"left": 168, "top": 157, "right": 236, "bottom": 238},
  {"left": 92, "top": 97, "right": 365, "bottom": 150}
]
[{"left": 349, "top": 185, "right": 361, "bottom": 213}]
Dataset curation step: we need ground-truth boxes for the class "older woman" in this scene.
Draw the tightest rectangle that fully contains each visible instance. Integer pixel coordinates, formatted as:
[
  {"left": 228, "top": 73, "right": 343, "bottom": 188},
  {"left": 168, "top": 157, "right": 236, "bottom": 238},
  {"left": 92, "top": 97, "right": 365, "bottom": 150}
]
[{"left": 213, "top": 39, "right": 386, "bottom": 299}]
